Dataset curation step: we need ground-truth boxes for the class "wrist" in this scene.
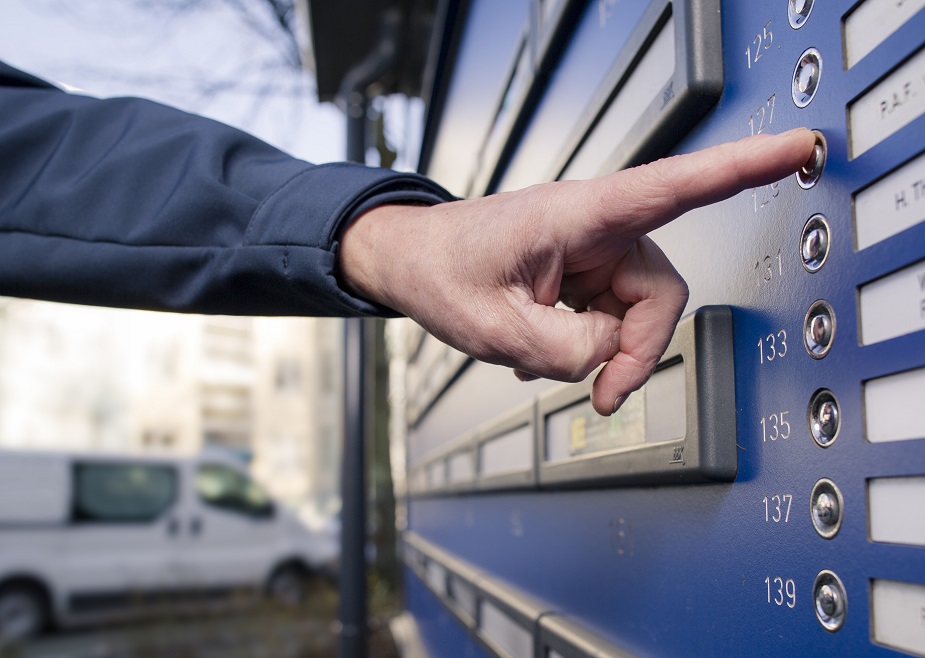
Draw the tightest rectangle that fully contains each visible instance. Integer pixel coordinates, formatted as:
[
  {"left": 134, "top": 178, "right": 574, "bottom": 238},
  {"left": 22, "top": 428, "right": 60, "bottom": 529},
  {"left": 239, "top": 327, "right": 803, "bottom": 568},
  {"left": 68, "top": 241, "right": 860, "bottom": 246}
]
[{"left": 339, "top": 203, "right": 430, "bottom": 314}]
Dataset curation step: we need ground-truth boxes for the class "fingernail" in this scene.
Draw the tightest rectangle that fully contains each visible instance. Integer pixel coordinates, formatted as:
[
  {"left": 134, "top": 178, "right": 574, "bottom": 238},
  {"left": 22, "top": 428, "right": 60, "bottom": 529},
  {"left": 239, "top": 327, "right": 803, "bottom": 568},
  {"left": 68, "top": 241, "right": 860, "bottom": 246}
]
[
  {"left": 610, "top": 329, "right": 621, "bottom": 355},
  {"left": 612, "top": 394, "right": 628, "bottom": 414},
  {"left": 783, "top": 127, "right": 809, "bottom": 136},
  {"left": 514, "top": 370, "right": 539, "bottom": 382}
]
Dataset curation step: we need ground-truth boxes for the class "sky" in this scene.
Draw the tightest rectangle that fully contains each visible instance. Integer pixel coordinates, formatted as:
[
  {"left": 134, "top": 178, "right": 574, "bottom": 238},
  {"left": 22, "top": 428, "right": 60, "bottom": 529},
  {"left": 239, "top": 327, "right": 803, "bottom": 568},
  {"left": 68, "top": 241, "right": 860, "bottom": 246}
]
[
  {"left": 0, "top": 0, "right": 358, "bottom": 455},
  {"left": 0, "top": 0, "right": 347, "bottom": 162}
]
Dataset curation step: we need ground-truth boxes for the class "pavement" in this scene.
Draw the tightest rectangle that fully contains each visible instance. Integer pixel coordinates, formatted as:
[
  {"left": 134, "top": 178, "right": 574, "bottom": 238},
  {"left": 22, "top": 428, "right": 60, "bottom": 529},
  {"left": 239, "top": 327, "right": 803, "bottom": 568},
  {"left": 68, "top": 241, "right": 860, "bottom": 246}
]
[{"left": 0, "top": 579, "right": 399, "bottom": 658}]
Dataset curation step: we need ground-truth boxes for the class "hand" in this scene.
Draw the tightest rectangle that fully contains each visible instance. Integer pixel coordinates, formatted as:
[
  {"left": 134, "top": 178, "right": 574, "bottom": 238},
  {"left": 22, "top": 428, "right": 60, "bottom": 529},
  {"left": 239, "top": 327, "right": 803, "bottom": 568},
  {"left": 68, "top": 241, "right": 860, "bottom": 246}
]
[{"left": 340, "top": 129, "right": 817, "bottom": 415}]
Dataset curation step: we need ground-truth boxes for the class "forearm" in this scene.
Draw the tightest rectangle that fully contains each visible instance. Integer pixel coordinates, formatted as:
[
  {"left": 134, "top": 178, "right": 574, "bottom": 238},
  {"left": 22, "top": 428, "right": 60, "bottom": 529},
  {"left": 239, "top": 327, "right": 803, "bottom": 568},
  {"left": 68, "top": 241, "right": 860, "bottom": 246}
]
[{"left": 0, "top": 61, "right": 453, "bottom": 316}]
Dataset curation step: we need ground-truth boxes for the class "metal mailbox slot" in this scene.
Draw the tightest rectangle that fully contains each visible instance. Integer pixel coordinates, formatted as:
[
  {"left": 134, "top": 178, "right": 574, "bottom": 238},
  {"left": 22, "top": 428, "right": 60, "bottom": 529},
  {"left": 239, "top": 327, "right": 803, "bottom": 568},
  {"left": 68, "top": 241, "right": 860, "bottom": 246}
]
[
  {"left": 475, "top": 400, "right": 537, "bottom": 491},
  {"left": 537, "top": 305, "right": 737, "bottom": 487}
]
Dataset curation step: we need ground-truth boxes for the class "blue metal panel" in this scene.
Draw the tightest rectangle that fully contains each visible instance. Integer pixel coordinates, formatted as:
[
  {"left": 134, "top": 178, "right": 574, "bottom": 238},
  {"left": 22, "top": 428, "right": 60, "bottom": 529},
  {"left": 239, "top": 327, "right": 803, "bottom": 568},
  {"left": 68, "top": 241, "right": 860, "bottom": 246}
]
[
  {"left": 424, "top": 0, "right": 531, "bottom": 198},
  {"left": 409, "top": 0, "right": 925, "bottom": 655},
  {"left": 405, "top": 566, "right": 492, "bottom": 658},
  {"left": 497, "top": 0, "right": 654, "bottom": 193}
]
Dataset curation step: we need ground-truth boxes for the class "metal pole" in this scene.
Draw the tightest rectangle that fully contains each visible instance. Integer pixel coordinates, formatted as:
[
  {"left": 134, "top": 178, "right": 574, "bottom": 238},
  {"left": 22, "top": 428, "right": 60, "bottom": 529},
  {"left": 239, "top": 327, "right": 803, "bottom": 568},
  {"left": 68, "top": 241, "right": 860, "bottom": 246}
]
[
  {"left": 340, "top": 79, "right": 369, "bottom": 658},
  {"left": 345, "top": 92, "right": 367, "bottom": 164},
  {"left": 340, "top": 315, "right": 367, "bottom": 658},
  {"left": 337, "top": 13, "right": 401, "bottom": 657}
]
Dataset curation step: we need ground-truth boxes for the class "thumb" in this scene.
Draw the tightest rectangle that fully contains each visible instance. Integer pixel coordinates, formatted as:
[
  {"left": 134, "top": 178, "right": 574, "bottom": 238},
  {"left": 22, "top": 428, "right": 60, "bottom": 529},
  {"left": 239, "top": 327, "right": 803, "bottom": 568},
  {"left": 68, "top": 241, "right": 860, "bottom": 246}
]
[{"left": 506, "top": 304, "right": 621, "bottom": 383}]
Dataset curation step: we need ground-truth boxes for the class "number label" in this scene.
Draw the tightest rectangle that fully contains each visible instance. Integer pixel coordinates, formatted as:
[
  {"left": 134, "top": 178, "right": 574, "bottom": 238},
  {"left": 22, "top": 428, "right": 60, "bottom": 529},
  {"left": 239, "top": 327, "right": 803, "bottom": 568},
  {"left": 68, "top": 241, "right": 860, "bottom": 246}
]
[
  {"left": 758, "top": 330, "right": 788, "bottom": 364},
  {"left": 755, "top": 248, "right": 783, "bottom": 288},
  {"left": 598, "top": 0, "right": 618, "bottom": 27},
  {"left": 761, "top": 411, "right": 791, "bottom": 442},
  {"left": 763, "top": 494, "right": 793, "bottom": 522},
  {"left": 749, "top": 94, "right": 776, "bottom": 136},
  {"left": 766, "top": 576, "right": 797, "bottom": 608},
  {"left": 752, "top": 181, "right": 781, "bottom": 212},
  {"left": 745, "top": 20, "right": 774, "bottom": 70}
]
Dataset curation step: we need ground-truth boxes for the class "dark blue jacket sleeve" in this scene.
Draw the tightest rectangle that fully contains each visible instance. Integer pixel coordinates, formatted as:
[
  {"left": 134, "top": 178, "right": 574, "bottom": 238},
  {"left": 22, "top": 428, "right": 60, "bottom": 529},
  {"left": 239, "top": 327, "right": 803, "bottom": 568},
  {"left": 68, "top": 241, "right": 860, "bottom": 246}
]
[{"left": 0, "top": 61, "right": 455, "bottom": 316}]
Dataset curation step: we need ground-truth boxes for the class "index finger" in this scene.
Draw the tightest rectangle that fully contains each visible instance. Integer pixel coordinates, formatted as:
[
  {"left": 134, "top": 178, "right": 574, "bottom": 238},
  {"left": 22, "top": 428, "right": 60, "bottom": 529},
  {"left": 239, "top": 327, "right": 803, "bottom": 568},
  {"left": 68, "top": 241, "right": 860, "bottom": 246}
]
[{"left": 586, "top": 128, "right": 817, "bottom": 239}]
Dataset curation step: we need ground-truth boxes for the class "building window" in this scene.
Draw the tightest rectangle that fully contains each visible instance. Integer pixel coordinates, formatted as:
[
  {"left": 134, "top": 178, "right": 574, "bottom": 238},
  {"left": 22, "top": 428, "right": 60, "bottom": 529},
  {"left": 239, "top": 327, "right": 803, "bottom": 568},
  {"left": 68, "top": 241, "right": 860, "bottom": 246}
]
[
  {"left": 274, "top": 358, "right": 302, "bottom": 393},
  {"left": 72, "top": 462, "right": 176, "bottom": 523},
  {"left": 142, "top": 430, "right": 175, "bottom": 448},
  {"left": 319, "top": 352, "right": 335, "bottom": 394}
]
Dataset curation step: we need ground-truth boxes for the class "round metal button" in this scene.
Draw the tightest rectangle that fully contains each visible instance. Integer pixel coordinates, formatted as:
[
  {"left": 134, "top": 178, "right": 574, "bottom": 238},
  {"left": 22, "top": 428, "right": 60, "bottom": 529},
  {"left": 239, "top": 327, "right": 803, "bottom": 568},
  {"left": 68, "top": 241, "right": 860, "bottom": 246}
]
[
  {"left": 800, "top": 214, "right": 831, "bottom": 272},
  {"left": 804, "top": 300, "right": 835, "bottom": 358},
  {"left": 813, "top": 570, "right": 847, "bottom": 632},
  {"left": 793, "top": 48, "right": 822, "bottom": 108},
  {"left": 810, "top": 478, "right": 844, "bottom": 538},
  {"left": 789, "top": 0, "right": 815, "bottom": 29},
  {"left": 797, "top": 131, "right": 827, "bottom": 189},
  {"left": 808, "top": 389, "right": 840, "bottom": 448}
]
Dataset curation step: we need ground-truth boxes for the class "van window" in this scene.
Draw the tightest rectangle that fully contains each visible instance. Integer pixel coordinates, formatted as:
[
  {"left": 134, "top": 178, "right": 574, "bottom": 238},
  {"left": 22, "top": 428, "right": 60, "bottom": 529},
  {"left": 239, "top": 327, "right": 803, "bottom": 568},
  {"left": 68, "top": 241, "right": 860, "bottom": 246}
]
[
  {"left": 195, "top": 464, "right": 273, "bottom": 519},
  {"left": 73, "top": 463, "right": 176, "bottom": 523}
]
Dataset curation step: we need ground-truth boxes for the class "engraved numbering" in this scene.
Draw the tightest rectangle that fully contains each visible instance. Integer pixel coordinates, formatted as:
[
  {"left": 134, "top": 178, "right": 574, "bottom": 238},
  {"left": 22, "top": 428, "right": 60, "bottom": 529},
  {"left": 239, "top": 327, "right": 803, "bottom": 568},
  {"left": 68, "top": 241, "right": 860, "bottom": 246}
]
[
  {"left": 761, "top": 411, "right": 791, "bottom": 442},
  {"left": 763, "top": 494, "right": 793, "bottom": 523},
  {"left": 598, "top": 0, "right": 618, "bottom": 28},
  {"left": 749, "top": 94, "right": 776, "bottom": 135},
  {"left": 745, "top": 20, "right": 774, "bottom": 70},
  {"left": 755, "top": 248, "right": 783, "bottom": 288},
  {"left": 766, "top": 576, "right": 797, "bottom": 608},
  {"left": 758, "top": 330, "right": 788, "bottom": 364},
  {"left": 752, "top": 181, "right": 780, "bottom": 212}
]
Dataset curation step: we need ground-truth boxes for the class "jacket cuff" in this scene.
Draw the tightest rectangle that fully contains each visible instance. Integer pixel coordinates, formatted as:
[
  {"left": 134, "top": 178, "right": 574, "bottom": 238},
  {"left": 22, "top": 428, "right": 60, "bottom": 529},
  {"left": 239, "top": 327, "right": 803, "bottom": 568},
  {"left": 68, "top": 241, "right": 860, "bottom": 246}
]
[{"left": 245, "top": 161, "right": 456, "bottom": 316}]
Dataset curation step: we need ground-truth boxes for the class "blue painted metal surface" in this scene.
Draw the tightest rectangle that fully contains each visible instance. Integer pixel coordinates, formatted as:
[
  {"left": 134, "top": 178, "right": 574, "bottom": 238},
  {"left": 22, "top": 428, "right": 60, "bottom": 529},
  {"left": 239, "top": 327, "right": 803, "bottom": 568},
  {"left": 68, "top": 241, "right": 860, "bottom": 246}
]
[
  {"left": 407, "top": 0, "right": 925, "bottom": 655},
  {"left": 405, "top": 572, "right": 492, "bottom": 658},
  {"left": 423, "top": 0, "right": 531, "bottom": 198}
]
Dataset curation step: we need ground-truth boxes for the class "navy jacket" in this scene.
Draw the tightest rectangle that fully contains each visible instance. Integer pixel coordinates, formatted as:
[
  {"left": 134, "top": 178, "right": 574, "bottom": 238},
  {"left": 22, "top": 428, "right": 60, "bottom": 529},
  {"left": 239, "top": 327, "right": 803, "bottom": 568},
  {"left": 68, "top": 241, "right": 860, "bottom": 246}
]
[{"left": 0, "top": 62, "right": 454, "bottom": 316}]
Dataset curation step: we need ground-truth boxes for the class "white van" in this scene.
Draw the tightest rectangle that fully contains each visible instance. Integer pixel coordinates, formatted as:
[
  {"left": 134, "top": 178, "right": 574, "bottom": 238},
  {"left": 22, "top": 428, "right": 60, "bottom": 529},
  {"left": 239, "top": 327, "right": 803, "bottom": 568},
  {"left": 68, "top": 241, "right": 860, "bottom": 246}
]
[{"left": 0, "top": 448, "right": 339, "bottom": 640}]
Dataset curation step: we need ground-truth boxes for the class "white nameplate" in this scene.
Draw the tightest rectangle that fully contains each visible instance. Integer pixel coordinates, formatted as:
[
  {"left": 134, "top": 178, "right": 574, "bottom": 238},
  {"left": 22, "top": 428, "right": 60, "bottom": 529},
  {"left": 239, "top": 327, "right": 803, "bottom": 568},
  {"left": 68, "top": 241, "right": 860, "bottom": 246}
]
[
  {"left": 859, "top": 259, "right": 925, "bottom": 345},
  {"left": 872, "top": 579, "right": 925, "bottom": 656},
  {"left": 844, "top": 0, "right": 925, "bottom": 68},
  {"left": 865, "top": 367, "right": 925, "bottom": 443},
  {"left": 869, "top": 477, "right": 925, "bottom": 545},
  {"left": 849, "top": 46, "right": 925, "bottom": 159},
  {"left": 855, "top": 150, "right": 925, "bottom": 249}
]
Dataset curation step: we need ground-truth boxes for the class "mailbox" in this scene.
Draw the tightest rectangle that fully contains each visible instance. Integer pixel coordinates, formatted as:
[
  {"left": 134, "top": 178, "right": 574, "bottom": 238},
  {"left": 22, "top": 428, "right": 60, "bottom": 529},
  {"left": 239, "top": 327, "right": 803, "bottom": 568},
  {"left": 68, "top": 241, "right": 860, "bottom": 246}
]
[{"left": 399, "top": 0, "right": 925, "bottom": 655}]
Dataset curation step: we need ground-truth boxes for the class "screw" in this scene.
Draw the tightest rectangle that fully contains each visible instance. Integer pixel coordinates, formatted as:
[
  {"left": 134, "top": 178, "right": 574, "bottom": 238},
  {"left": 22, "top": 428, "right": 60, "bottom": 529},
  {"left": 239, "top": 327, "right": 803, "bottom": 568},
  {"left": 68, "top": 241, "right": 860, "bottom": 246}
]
[
  {"left": 817, "top": 400, "right": 837, "bottom": 435},
  {"left": 811, "top": 478, "right": 844, "bottom": 538},
  {"left": 804, "top": 300, "right": 836, "bottom": 358},
  {"left": 817, "top": 584, "right": 839, "bottom": 617},
  {"left": 808, "top": 390, "right": 840, "bottom": 448},
  {"left": 813, "top": 571, "right": 847, "bottom": 631},
  {"left": 801, "top": 215, "right": 830, "bottom": 272},
  {"left": 815, "top": 492, "right": 837, "bottom": 523}
]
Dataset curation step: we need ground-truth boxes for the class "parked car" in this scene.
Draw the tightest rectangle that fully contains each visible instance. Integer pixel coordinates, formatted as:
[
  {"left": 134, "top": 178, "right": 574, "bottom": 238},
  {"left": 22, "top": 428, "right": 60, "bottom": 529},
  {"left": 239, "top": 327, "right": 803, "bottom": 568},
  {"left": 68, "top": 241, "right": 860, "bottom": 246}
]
[{"left": 0, "top": 448, "right": 339, "bottom": 640}]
